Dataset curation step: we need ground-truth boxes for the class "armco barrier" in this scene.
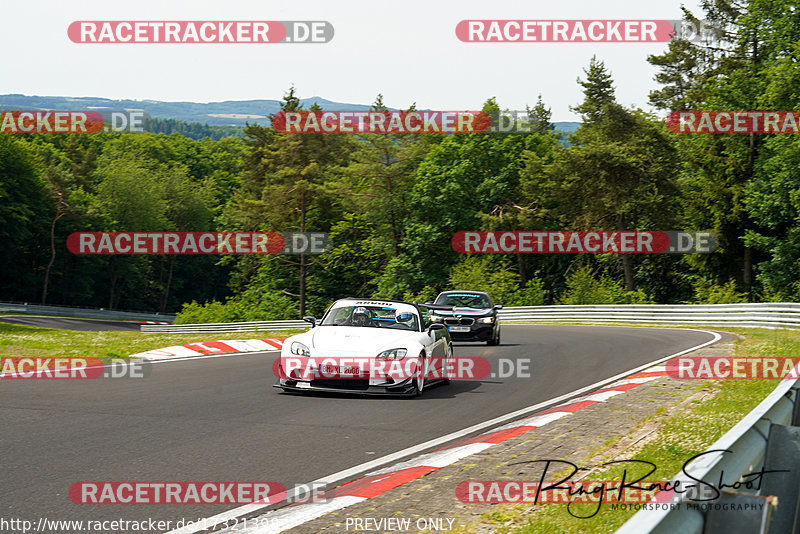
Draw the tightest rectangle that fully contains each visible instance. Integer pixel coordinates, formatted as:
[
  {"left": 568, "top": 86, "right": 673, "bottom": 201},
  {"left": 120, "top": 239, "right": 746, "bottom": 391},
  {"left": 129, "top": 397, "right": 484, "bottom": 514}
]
[
  {"left": 498, "top": 302, "right": 800, "bottom": 330},
  {"left": 140, "top": 320, "right": 306, "bottom": 333},
  {"left": 140, "top": 302, "right": 800, "bottom": 333},
  {"left": 616, "top": 374, "right": 800, "bottom": 534},
  {"left": 0, "top": 301, "right": 175, "bottom": 322}
]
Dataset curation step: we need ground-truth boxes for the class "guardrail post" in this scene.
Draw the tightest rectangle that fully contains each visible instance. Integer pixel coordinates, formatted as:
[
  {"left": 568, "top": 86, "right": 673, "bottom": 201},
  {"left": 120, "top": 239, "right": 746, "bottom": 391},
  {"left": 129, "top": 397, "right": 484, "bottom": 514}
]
[
  {"left": 759, "top": 424, "right": 800, "bottom": 534},
  {"left": 792, "top": 383, "right": 800, "bottom": 427}
]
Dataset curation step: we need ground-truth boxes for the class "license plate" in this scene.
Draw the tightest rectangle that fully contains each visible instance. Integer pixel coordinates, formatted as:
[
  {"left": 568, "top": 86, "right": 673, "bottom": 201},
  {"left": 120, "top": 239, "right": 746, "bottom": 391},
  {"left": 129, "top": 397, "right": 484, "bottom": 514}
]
[
  {"left": 321, "top": 364, "right": 361, "bottom": 376},
  {"left": 448, "top": 326, "right": 471, "bottom": 332},
  {"left": 296, "top": 381, "right": 311, "bottom": 389}
]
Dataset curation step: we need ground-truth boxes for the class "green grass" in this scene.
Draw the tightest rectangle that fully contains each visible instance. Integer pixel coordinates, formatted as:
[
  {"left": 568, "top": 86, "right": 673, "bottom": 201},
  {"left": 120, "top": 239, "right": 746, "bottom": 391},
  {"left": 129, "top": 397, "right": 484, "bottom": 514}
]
[
  {"left": 474, "top": 327, "right": 798, "bottom": 534},
  {"left": 0, "top": 322, "right": 304, "bottom": 361}
]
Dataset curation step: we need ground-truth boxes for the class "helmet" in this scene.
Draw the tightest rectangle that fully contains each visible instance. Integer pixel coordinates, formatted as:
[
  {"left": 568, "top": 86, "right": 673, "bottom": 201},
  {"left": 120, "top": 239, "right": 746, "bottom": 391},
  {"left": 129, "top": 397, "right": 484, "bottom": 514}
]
[
  {"left": 395, "top": 311, "right": 414, "bottom": 324},
  {"left": 351, "top": 307, "right": 371, "bottom": 326}
]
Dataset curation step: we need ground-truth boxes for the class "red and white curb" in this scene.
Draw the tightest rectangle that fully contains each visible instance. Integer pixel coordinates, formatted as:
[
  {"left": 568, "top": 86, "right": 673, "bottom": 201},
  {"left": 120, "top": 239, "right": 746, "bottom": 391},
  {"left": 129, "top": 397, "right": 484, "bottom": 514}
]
[
  {"left": 131, "top": 339, "right": 284, "bottom": 360},
  {"left": 203, "top": 364, "right": 673, "bottom": 533}
]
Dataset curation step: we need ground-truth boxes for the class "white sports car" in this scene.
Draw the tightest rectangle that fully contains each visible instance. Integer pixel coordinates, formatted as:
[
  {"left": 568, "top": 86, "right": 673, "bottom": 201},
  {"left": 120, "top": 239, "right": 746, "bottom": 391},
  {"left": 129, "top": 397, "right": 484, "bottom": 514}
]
[{"left": 274, "top": 298, "right": 453, "bottom": 396}]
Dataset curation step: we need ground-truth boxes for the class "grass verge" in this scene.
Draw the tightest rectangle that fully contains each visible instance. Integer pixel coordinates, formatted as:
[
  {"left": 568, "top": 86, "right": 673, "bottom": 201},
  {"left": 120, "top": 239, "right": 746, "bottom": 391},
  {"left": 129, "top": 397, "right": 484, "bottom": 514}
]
[
  {"left": 475, "top": 327, "right": 798, "bottom": 534},
  {"left": 0, "top": 322, "right": 304, "bottom": 361}
]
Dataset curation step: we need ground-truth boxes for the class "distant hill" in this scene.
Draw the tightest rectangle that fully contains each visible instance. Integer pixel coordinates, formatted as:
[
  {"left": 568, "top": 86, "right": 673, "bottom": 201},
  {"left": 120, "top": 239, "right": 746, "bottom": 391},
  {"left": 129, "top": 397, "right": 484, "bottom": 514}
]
[
  {"left": 0, "top": 94, "right": 375, "bottom": 126},
  {"left": 0, "top": 94, "right": 580, "bottom": 140}
]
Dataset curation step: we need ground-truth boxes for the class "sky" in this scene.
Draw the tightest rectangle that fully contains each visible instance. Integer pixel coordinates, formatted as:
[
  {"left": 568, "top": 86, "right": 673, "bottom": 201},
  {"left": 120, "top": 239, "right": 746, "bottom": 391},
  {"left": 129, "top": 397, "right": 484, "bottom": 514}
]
[{"left": 1, "top": 1, "right": 703, "bottom": 122}]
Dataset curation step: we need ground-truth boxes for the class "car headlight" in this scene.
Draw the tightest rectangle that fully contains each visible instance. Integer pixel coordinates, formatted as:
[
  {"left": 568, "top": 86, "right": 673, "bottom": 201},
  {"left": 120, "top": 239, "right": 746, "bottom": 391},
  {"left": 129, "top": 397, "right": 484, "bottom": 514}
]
[
  {"left": 431, "top": 315, "right": 443, "bottom": 323},
  {"left": 479, "top": 317, "right": 495, "bottom": 324},
  {"left": 290, "top": 341, "right": 311, "bottom": 356},
  {"left": 376, "top": 348, "right": 407, "bottom": 360}
]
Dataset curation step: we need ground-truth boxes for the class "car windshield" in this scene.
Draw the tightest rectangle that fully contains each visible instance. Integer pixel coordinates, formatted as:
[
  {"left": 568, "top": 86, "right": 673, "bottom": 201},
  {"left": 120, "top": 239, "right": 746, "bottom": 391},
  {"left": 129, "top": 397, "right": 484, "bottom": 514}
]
[
  {"left": 320, "top": 304, "right": 419, "bottom": 330},
  {"left": 435, "top": 293, "right": 491, "bottom": 308}
]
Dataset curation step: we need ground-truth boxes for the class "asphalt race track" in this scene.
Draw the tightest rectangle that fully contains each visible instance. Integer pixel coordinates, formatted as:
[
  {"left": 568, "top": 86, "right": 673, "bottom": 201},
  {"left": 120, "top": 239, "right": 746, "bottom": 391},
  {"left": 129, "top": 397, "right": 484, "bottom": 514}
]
[
  {"left": 0, "top": 325, "right": 719, "bottom": 533},
  {"left": 0, "top": 315, "right": 143, "bottom": 331}
]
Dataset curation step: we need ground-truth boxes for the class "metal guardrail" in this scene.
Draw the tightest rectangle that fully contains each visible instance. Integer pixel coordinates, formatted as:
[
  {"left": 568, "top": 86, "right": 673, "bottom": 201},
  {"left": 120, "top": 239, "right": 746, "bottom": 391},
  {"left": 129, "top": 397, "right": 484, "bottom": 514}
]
[
  {"left": 616, "top": 374, "right": 800, "bottom": 534},
  {"left": 140, "top": 302, "right": 800, "bottom": 332},
  {"left": 140, "top": 320, "right": 306, "bottom": 333},
  {"left": 498, "top": 302, "right": 800, "bottom": 330},
  {"left": 0, "top": 301, "right": 176, "bottom": 322}
]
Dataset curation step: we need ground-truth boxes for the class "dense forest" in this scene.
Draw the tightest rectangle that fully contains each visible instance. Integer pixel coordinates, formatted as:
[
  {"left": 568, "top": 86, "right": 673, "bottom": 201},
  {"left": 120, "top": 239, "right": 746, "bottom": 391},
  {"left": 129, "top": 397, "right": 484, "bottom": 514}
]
[{"left": 1, "top": 1, "right": 799, "bottom": 321}]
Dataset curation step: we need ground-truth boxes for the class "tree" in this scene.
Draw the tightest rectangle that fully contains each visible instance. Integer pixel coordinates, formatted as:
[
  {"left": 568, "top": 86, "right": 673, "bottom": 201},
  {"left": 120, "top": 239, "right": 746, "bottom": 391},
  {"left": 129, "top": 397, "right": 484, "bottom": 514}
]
[
  {"left": 527, "top": 94, "right": 555, "bottom": 134},
  {"left": 228, "top": 87, "right": 353, "bottom": 315},
  {"left": 647, "top": 0, "right": 800, "bottom": 298},
  {"left": 537, "top": 59, "right": 680, "bottom": 291},
  {"left": 572, "top": 56, "right": 616, "bottom": 124},
  {"left": 0, "top": 136, "right": 48, "bottom": 301}
]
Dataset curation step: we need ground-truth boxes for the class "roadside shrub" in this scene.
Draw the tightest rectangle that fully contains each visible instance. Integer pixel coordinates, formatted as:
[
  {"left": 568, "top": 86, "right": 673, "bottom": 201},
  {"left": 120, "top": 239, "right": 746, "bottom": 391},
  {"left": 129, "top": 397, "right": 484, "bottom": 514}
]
[
  {"left": 558, "top": 265, "right": 652, "bottom": 304},
  {"left": 447, "top": 256, "right": 546, "bottom": 306},
  {"left": 174, "top": 291, "right": 299, "bottom": 323},
  {"left": 693, "top": 279, "right": 748, "bottom": 304}
]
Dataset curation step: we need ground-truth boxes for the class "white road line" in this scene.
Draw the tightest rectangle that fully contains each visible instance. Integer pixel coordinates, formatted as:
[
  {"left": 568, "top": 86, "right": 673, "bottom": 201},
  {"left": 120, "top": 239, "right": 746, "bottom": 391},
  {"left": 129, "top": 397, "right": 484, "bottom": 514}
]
[
  {"left": 367, "top": 443, "right": 495, "bottom": 475},
  {"left": 494, "top": 411, "right": 570, "bottom": 431},
  {"left": 165, "top": 328, "right": 722, "bottom": 534},
  {"left": 605, "top": 376, "right": 661, "bottom": 387},
  {"left": 559, "top": 389, "right": 625, "bottom": 405}
]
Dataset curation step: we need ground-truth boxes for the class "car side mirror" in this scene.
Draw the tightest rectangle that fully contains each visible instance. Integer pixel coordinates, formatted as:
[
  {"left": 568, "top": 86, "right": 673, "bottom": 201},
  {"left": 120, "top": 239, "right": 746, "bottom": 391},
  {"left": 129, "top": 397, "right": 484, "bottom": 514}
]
[
  {"left": 302, "top": 316, "right": 317, "bottom": 327},
  {"left": 428, "top": 323, "right": 445, "bottom": 333},
  {"left": 494, "top": 304, "right": 503, "bottom": 310}
]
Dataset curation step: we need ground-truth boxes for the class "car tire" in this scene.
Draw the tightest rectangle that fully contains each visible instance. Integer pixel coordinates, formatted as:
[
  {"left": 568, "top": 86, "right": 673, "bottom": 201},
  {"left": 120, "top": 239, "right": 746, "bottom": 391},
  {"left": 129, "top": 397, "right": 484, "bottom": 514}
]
[
  {"left": 410, "top": 352, "right": 426, "bottom": 397},
  {"left": 487, "top": 328, "right": 500, "bottom": 346},
  {"left": 442, "top": 344, "right": 453, "bottom": 385}
]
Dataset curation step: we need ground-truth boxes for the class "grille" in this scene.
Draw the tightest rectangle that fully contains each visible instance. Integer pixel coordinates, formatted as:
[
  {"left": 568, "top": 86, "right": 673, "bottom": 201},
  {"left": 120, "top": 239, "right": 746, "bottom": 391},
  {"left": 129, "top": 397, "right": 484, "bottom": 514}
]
[
  {"left": 444, "top": 317, "right": 475, "bottom": 325},
  {"left": 311, "top": 379, "right": 370, "bottom": 390}
]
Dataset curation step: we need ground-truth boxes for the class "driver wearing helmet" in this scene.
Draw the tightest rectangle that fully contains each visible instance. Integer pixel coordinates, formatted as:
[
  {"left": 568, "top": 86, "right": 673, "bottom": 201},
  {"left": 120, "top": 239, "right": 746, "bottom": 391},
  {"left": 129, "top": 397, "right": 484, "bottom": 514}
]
[
  {"left": 395, "top": 310, "right": 414, "bottom": 328},
  {"left": 351, "top": 307, "right": 371, "bottom": 327}
]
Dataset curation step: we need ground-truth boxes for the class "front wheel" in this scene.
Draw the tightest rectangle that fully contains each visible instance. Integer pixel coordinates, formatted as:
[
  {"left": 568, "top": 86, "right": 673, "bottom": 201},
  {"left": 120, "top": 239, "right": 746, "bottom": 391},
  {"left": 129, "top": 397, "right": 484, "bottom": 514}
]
[
  {"left": 442, "top": 344, "right": 453, "bottom": 385},
  {"left": 410, "top": 352, "right": 426, "bottom": 397},
  {"left": 487, "top": 328, "right": 500, "bottom": 346}
]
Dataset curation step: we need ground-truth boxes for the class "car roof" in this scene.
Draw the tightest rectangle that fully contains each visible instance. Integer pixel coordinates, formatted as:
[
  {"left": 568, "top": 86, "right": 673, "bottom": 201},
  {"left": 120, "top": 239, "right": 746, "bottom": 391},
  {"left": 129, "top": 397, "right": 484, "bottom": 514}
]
[
  {"left": 332, "top": 298, "right": 422, "bottom": 312},
  {"left": 336, "top": 297, "right": 414, "bottom": 305}
]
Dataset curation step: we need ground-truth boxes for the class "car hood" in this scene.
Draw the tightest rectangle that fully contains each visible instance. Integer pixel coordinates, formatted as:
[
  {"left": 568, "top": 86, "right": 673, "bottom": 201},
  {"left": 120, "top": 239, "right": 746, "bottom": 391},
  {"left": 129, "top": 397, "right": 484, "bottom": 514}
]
[{"left": 307, "top": 326, "right": 417, "bottom": 356}]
